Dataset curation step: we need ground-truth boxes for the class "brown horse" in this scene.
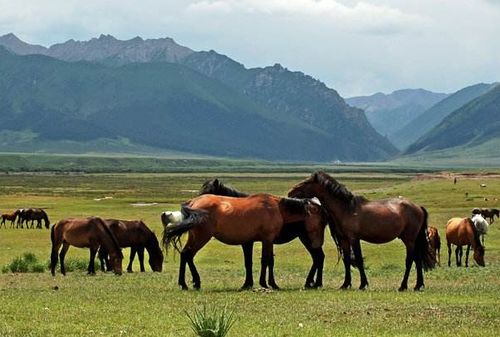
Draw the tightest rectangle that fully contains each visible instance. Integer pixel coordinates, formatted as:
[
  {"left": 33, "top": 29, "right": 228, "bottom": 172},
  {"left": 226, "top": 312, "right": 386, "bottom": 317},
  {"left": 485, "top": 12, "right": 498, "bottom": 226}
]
[
  {"left": 50, "top": 217, "right": 123, "bottom": 276},
  {"left": 98, "top": 219, "right": 163, "bottom": 272},
  {"left": 197, "top": 178, "right": 327, "bottom": 289},
  {"left": 162, "top": 193, "right": 325, "bottom": 290},
  {"left": 288, "top": 172, "right": 435, "bottom": 291},
  {"left": 1, "top": 211, "right": 18, "bottom": 228},
  {"left": 445, "top": 217, "right": 485, "bottom": 267},
  {"left": 16, "top": 208, "right": 50, "bottom": 229},
  {"left": 427, "top": 226, "right": 441, "bottom": 266}
]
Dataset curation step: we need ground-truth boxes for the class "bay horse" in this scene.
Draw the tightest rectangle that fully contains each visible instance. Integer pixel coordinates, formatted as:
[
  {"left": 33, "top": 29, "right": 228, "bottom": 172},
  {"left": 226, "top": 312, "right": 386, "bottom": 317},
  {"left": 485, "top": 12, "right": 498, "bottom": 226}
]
[
  {"left": 50, "top": 217, "right": 123, "bottom": 275},
  {"left": 1, "top": 211, "right": 18, "bottom": 228},
  {"left": 195, "top": 178, "right": 327, "bottom": 289},
  {"left": 288, "top": 172, "right": 435, "bottom": 291},
  {"left": 427, "top": 226, "right": 441, "bottom": 266},
  {"left": 445, "top": 217, "right": 485, "bottom": 267},
  {"left": 16, "top": 208, "right": 49, "bottom": 229},
  {"left": 98, "top": 219, "right": 163, "bottom": 272},
  {"left": 162, "top": 193, "right": 325, "bottom": 290}
]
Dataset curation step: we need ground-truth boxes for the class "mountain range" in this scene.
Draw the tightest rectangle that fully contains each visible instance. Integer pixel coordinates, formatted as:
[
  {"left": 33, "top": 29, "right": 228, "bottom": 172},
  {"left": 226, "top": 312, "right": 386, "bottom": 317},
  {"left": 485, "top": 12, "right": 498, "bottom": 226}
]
[
  {"left": 346, "top": 89, "right": 448, "bottom": 144},
  {"left": 0, "top": 33, "right": 397, "bottom": 161}
]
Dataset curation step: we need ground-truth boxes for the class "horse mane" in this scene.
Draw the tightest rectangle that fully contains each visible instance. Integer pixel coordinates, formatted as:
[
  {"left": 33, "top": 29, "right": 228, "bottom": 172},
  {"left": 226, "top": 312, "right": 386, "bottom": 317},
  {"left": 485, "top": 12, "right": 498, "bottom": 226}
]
[
  {"left": 96, "top": 217, "right": 123, "bottom": 258},
  {"left": 199, "top": 178, "right": 248, "bottom": 197},
  {"left": 467, "top": 218, "right": 485, "bottom": 252},
  {"left": 312, "top": 171, "right": 367, "bottom": 210}
]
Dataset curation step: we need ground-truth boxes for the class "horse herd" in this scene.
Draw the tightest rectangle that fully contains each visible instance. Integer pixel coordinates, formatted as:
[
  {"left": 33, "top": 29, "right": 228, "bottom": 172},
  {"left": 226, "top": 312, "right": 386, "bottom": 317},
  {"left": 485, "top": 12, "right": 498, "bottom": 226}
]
[
  {"left": 1, "top": 208, "right": 50, "bottom": 229},
  {"left": 19, "top": 172, "right": 494, "bottom": 292}
]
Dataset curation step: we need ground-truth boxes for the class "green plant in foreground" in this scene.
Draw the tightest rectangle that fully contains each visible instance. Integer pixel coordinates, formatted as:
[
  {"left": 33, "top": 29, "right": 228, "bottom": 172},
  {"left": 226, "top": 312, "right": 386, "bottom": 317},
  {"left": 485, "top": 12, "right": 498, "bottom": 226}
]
[
  {"left": 185, "top": 304, "right": 236, "bottom": 337},
  {"left": 2, "top": 252, "right": 46, "bottom": 273}
]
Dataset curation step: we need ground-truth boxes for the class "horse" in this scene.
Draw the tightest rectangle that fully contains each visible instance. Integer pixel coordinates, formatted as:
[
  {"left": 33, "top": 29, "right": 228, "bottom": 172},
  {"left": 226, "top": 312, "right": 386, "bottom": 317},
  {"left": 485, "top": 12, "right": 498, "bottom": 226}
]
[
  {"left": 1, "top": 211, "right": 18, "bottom": 228},
  {"left": 26, "top": 208, "right": 50, "bottom": 229},
  {"left": 427, "top": 226, "right": 441, "bottom": 266},
  {"left": 162, "top": 193, "right": 325, "bottom": 290},
  {"left": 287, "top": 171, "right": 435, "bottom": 291},
  {"left": 50, "top": 217, "right": 123, "bottom": 276},
  {"left": 98, "top": 219, "right": 163, "bottom": 273},
  {"left": 194, "top": 178, "right": 327, "bottom": 289},
  {"left": 471, "top": 214, "right": 489, "bottom": 246},
  {"left": 479, "top": 208, "right": 499, "bottom": 224},
  {"left": 445, "top": 217, "right": 485, "bottom": 267}
]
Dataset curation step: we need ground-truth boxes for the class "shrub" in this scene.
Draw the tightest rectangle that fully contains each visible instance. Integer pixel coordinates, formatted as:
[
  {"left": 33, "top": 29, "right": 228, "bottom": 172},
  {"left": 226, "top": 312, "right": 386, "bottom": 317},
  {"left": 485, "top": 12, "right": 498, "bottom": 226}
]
[
  {"left": 185, "top": 304, "right": 236, "bottom": 337},
  {"left": 2, "top": 252, "right": 46, "bottom": 273}
]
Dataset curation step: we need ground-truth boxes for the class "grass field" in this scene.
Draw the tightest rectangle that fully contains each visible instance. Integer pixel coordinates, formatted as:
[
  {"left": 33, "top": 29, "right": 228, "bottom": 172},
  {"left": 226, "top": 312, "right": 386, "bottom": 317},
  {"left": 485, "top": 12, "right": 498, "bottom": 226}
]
[{"left": 0, "top": 171, "right": 499, "bottom": 336}]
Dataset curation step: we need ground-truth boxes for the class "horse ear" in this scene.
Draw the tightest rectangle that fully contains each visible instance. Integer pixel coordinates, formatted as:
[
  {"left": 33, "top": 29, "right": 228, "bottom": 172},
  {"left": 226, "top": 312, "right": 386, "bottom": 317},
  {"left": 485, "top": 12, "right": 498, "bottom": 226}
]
[{"left": 213, "top": 178, "right": 220, "bottom": 187}]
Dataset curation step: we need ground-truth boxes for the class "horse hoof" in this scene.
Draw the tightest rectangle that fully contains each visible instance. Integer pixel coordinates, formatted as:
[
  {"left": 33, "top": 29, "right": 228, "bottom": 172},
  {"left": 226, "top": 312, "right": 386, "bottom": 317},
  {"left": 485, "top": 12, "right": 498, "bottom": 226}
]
[
  {"left": 180, "top": 285, "right": 188, "bottom": 290},
  {"left": 270, "top": 284, "right": 280, "bottom": 290},
  {"left": 240, "top": 284, "right": 253, "bottom": 291},
  {"left": 127, "top": 270, "right": 133, "bottom": 273},
  {"left": 359, "top": 284, "right": 368, "bottom": 290},
  {"left": 414, "top": 285, "right": 425, "bottom": 291},
  {"left": 340, "top": 284, "right": 351, "bottom": 290},
  {"left": 398, "top": 286, "right": 407, "bottom": 292}
]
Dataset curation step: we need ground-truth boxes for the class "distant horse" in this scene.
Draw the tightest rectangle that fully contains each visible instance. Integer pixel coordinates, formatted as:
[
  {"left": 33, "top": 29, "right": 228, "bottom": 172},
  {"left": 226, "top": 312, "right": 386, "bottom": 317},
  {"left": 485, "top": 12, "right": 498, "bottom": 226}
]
[
  {"left": 288, "top": 172, "right": 435, "bottom": 291},
  {"left": 471, "top": 214, "right": 489, "bottom": 246},
  {"left": 445, "top": 217, "right": 485, "bottom": 267},
  {"left": 479, "top": 208, "right": 499, "bottom": 224},
  {"left": 98, "top": 219, "right": 163, "bottom": 273},
  {"left": 1, "top": 211, "right": 18, "bottom": 228},
  {"left": 16, "top": 208, "right": 49, "bottom": 229},
  {"left": 194, "top": 178, "right": 328, "bottom": 289},
  {"left": 50, "top": 217, "right": 123, "bottom": 276},
  {"left": 162, "top": 193, "right": 325, "bottom": 290},
  {"left": 427, "top": 226, "right": 441, "bottom": 266}
]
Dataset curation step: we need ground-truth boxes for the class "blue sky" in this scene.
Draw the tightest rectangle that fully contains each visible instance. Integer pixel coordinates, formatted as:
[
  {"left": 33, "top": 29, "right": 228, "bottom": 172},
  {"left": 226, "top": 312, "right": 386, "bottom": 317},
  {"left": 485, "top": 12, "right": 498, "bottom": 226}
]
[{"left": 1, "top": 0, "right": 499, "bottom": 97}]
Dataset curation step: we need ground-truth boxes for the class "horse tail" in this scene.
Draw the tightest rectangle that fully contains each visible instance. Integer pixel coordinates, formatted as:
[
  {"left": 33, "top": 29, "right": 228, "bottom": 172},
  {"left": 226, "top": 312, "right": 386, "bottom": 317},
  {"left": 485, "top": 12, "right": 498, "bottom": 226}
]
[
  {"left": 162, "top": 205, "right": 208, "bottom": 253},
  {"left": 323, "top": 211, "right": 344, "bottom": 266},
  {"left": 50, "top": 222, "right": 58, "bottom": 275},
  {"left": 416, "top": 207, "right": 436, "bottom": 271},
  {"left": 96, "top": 217, "right": 123, "bottom": 259}
]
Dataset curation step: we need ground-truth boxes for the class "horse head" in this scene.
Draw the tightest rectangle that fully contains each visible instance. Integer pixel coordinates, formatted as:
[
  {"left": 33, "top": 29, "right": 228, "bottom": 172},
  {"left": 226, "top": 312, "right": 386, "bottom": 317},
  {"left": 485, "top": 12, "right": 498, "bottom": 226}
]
[{"left": 473, "top": 245, "right": 485, "bottom": 267}]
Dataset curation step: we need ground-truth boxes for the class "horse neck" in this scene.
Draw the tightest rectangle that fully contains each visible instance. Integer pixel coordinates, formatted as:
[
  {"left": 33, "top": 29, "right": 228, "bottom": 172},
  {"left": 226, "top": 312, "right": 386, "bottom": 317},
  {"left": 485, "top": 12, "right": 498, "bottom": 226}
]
[
  {"left": 144, "top": 234, "right": 160, "bottom": 255},
  {"left": 314, "top": 189, "right": 351, "bottom": 224}
]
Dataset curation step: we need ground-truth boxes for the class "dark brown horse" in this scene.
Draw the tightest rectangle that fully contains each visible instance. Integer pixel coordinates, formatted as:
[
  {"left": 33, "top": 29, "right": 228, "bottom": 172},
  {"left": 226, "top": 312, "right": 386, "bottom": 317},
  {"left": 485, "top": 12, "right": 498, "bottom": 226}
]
[
  {"left": 1, "top": 211, "right": 18, "bottom": 228},
  {"left": 17, "top": 208, "right": 49, "bottom": 229},
  {"left": 427, "top": 226, "right": 441, "bottom": 266},
  {"left": 50, "top": 217, "right": 123, "bottom": 275},
  {"left": 162, "top": 193, "right": 325, "bottom": 290},
  {"left": 288, "top": 172, "right": 435, "bottom": 291},
  {"left": 98, "top": 219, "right": 163, "bottom": 272},
  {"left": 445, "top": 217, "right": 485, "bottom": 267},
  {"left": 479, "top": 208, "right": 499, "bottom": 224},
  {"left": 197, "top": 178, "right": 327, "bottom": 289}
]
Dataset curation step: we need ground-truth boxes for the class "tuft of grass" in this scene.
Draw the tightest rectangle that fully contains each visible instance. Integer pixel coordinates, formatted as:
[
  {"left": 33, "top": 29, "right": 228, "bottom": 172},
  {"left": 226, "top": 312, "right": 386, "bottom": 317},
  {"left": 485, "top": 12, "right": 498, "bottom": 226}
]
[
  {"left": 185, "top": 304, "right": 236, "bottom": 337},
  {"left": 48, "top": 258, "right": 102, "bottom": 273},
  {"left": 2, "top": 252, "right": 46, "bottom": 273}
]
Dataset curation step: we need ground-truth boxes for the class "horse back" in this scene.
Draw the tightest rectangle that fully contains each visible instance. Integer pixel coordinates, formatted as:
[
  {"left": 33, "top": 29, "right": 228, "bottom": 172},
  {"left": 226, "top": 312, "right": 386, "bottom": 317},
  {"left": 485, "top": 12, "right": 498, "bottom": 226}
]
[
  {"left": 104, "top": 219, "right": 151, "bottom": 247},
  {"left": 445, "top": 217, "right": 474, "bottom": 246},
  {"left": 55, "top": 217, "right": 108, "bottom": 248}
]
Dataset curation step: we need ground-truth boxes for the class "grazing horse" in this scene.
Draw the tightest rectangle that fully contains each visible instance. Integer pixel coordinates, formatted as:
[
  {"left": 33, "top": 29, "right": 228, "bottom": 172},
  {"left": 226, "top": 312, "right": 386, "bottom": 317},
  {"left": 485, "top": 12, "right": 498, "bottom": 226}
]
[
  {"left": 288, "top": 172, "right": 435, "bottom": 291},
  {"left": 195, "top": 178, "right": 327, "bottom": 289},
  {"left": 98, "top": 219, "right": 163, "bottom": 273},
  {"left": 162, "top": 193, "right": 325, "bottom": 290},
  {"left": 427, "top": 226, "right": 441, "bottom": 266},
  {"left": 445, "top": 217, "right": 485, "bottom": 267},
  {"left": 15, "top": 208, "right": 49, "bottom": 229},
  {"left": 50, "top": 217, "right": 123, "bottom": 276},
  {"left": 1, "top": 211, "right": 18, "bottom": 228},
  {"left": 471, "top": 214, "right": 489, "bottom": 246},
  {"left": 479, "top": 208, "right": 499, "bottom": 224}
]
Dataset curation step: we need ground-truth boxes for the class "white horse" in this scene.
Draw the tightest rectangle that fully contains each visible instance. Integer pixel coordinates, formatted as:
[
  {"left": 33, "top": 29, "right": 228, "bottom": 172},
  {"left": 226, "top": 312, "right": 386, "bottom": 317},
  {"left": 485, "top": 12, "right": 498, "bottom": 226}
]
[
  {"left": 471, "top": 213, "right": 489, "bottom": 245},
  {"left": 160, "top": 211, "right": 183, "bottom": 228}
]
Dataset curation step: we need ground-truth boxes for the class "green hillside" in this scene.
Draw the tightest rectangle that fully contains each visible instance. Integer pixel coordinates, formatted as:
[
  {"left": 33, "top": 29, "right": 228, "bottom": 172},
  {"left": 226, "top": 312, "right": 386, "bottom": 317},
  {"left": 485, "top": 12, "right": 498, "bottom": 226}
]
[
  {"left": 406, "top": 84, "right": 500, "bottom": 154},
  {"left": 394, "top": 83, "right": 497, "bottom": 150}
]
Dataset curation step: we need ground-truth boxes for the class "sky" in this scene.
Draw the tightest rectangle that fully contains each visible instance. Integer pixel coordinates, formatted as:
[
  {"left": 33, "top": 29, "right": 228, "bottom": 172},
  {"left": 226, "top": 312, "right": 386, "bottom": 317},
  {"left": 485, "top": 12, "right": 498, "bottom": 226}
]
[{"left": 1, "top": 0, "right": 499, "bottom": 97}]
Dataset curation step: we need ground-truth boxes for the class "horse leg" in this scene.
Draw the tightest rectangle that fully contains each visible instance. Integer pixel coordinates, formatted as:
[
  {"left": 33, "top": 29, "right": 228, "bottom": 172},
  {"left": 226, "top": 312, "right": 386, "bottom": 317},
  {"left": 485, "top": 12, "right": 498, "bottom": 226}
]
[
  {"left": 180, "top": 232, "right": 211, "bottom": 290},
  {"left": 137, "top": 247, "right": 145, "bottom": 272},
  {"left": 455, "top": 246, "right": 461, "bottom": 266},
  {"left": 352, "top": 239, "right": 368, "bottom": 290},
  {"left": 240, "top": 242, "right": 254, "bottom": 290},
  {"left": 399, "top": 245, "right": 414, "bottom": 292},
  {"left": 340, "top": 240, "right": 352, "bottom": 289},
  {"left": 414, "top": 251, "right": 425, "bottom": 291},
  {"left": 88, "top": 248, "right": 97, "bottom": 275},
  {"left": 127, "top": 247, "right": 136, "bottom": 273},
  {"left": 59, "top": 243, "right": 70, "bottom": 276},
  {"left": 447, "top": 243, "right": 451, "bottom": 267},
  {"left": 262, "top": 240, "right": 279, "bottom": 290},
  {"left": 465, "top": 245, "right": 471, "bottom": 267},
  {"left": 299, "top": 235, "right": 317, "bottom": 289},
  {"left": 50, "top": 243, "right": 61, "bottom": 276}
]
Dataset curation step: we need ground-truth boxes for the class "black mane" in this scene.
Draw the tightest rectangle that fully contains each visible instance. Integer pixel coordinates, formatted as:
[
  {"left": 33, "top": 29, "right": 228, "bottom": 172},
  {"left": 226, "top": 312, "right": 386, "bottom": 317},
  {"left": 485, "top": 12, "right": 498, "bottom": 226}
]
[
  {"left": 312, "top": 171, "right": 367, "bottom": 209},
  {"left": 199, "top": 178, "right": 248, "bottom": 197}
]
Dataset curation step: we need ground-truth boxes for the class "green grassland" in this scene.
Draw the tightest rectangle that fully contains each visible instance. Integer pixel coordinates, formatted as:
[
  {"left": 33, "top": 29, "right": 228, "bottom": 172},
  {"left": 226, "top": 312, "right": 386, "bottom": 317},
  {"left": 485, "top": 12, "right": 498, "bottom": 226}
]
[{"left": 0, "top": 172, "right": 499, "bottom": 336}]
